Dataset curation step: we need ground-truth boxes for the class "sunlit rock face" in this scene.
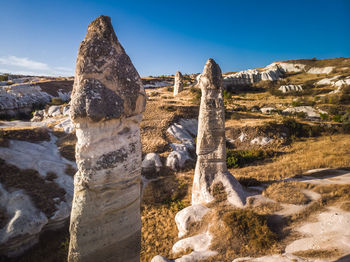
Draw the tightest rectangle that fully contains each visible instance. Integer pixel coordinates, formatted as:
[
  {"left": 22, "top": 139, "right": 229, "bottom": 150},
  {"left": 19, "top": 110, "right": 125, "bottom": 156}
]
[
  {"left": 173, "top": 71, "right": 184, "bottom": 96},
  {"left": 192, "top": 58, "right": 245, "bottom": 208},
  {"left": 68, "top": 15, "right": 146, "bottom": 262}
]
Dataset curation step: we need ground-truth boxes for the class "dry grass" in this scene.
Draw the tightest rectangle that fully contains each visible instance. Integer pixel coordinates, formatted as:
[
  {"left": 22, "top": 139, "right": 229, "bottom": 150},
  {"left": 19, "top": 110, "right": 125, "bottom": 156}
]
[
  {"left": 0, "top": 127, "right": 50, "bottom": 143},
  {"left": 293, "top": 248, "right": 341, "bottom": 259},
  {"left": 0, "top": 159, "right": 66, "bottom": 218},
  {"left": 232, "top": 134, "right": 350, "bottom": 182},
  {"left": 340, "top": 201, "right": 350, "bottom": 212},
  {"left": 53, "top": 131, "right": 76, "bottom": 162},
  {"left": 263, "top": 181, "right": 309, "bottom": 205},
  {"left": 206, "top": 207, "right": 281, "bottom": 261},
  {"left": 290, "top": 183, "right": 350, "bottom": 223},
  {"left": 141, "top": 172, "right": 192, "bottom": 262},
  {"left": 248, "top": 201, "right": 283, "bottom": 215}
]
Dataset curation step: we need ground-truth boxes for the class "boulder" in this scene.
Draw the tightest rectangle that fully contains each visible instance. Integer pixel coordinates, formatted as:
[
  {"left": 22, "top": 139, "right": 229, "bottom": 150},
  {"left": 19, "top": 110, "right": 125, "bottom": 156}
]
[
  {"left": 142, "top": 153, "right": 162, "bottom": 173},
  {"left": 47, "top": 105, "right": 61, "bottom": 117},
  {"left": 175, "top": 204, "right": 209, "bottom": 237},
  {"left": 68, "top": 15, "right": 146, "bottom": 262},
  {"left": 192, "top": 58, "right": 245, "bottom": 208}
]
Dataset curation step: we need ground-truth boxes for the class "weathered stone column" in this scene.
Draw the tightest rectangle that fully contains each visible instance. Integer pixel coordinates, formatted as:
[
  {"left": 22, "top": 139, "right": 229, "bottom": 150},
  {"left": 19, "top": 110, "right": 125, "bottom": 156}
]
[
  {"left": 192, "top": 58, "right": 245, "bottom": 207},
  {"left": 174, "top": 71, "right": 184, "bottom": 96},
  {"left": 68, "top": 16, "right": 146, "bottom": 262}
]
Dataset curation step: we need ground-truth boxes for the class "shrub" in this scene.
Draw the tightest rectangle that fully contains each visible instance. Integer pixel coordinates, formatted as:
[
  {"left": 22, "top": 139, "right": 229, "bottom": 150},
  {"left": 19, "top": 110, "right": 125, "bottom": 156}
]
[
  {"left": 222, "top": 209, "right": 277, "bottom": 251},
  {"left": 50, "top": 97, "right": 64, "bottom": 105},
  {"left": 320, "top": 113, "right": 329, "bottom": 121},
  {"left": 0, "top": 74, "right": 8, "bottom": 81},
  {"left": 226, "top": 149, "right": 273, "bottom": 168},
  {"left": 263, "top": 181, "right": 309, "bottom": 205},
  {"left": 333, "top": 114, "right": 342, "bottom": 122},
  {"left": 189, "top": 87, "right": 201, "bottom": 105}
]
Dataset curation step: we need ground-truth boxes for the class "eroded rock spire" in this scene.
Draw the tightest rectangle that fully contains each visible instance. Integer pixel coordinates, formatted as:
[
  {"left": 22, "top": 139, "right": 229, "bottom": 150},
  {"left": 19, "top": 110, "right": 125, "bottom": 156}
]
[
  {"left": 192, "top": 58, "right": 245, "bottom": 207},
  {"left": 173, "top": 71, "right": 184, "bottom": 96},
  {"left": 68, "top": 15, "right": 146, "bottom": 262}
]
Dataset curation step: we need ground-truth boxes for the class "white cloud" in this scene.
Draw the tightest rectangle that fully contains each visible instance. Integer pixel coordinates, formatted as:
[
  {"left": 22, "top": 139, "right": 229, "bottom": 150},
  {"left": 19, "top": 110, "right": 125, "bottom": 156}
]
[{"left": 0, "top": 55, "right": 74, "bottom": 76}]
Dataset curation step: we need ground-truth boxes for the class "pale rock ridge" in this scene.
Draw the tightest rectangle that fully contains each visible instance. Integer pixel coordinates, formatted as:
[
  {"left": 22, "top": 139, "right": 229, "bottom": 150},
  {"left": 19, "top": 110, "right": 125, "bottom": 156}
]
[
  {"left": 68, "top": 15, "right": 146, "bottom": 262},
  {"left": 174, "top": 71, "right": 184, "bottom": 96},
  {"left": 192, "top": 58, "right": 246, "bottom": 207},
  {"left": 279, "top": 84, "right": 303, "bottom": 93},
  {"left": 166, "top": 118, "right": 198, "bottom": 171},
  {"left": 0, "top": 84, "right": 51, "bottom": 117},
  {"left": 282, "top": 106, "right": 327, "bottom": 120}
]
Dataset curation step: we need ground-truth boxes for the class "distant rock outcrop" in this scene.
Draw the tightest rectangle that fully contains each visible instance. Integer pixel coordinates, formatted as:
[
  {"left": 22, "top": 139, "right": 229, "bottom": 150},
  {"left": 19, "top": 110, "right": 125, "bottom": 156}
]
[
  {"left": 68, "top": 16, "right": 146, "bottom": 262},
  {"left": 192, "top": 58, "right": 246, "bottom": 207},
  {"left": 0, "top": 84, "right": 51, "bottom": 117},
  {"left": 173, "top": 71, "right": 184, "bottom": 96},
  {"left": 278, "top": 85, "right": 303, "bottom": 93}
]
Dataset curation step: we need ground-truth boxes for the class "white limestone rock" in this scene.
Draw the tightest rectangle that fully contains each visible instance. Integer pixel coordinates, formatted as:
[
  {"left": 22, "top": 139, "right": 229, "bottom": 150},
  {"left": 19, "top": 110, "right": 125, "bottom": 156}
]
[
  {"left": 0, "top": 185, "right": 48, "bottom": 257},
  {"left": 68, "top": 16, "right": 146, "bottom": 262},
  {"left": 142, "top": 153, "right": 162, "bottom": 172},
  {"left": 166, "top": 119, "right": 198, "bottom": 171},
  {"left": 166, "top": 143, "right": 191, "bottom": 171},
  {"left": 283, "top": 106, "right": 322, "bottom": 119},
  {"left": 250, "top": 137, "right": 274, "bottom": 146},
  {"left": 55, "top": 117, "right": 74, "bottom": 133},
  {"left": 172, "top": 232, "right": 214, "bottom": 254},
  {"left": 175, "top": 204, "right": 209, "bottom": 237},
  {"left": 192, "top": 58, "right": 245, "bottom": 208},
  {"left": 0, "top": 84, "right": 51, "bottom": 117},
  {"left": 47, "top": 105, "right": 61, "bottom": 117},
  {"left": 279, "top": 85, "right": 303, "bottom": 93},
  {"left": 260, "top": 107, "right": 276, "bottom": 114},
  {"left": 307, "top": 66, "right": 334, "bottom": 74},
  {"left": 232, "top": 253, "right": 308, "bottom": 262}
]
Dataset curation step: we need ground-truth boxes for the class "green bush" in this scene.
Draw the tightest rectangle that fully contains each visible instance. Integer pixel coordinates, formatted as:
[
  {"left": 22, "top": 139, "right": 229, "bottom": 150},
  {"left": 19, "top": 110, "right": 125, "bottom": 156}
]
[
  {"left": 190, "top": 87, "right": 201, "bottom": 105},
  {"left": 226, "top": 149, "right": 272, "bottom": 168},
  {"left": 0, "top": 74, "right": 8, "bottom": 81},
  {"left": 333, "top": 114, "right": 342, "bottom": 122},
  {"left": 320, "top": 113, "right": 329, "bottom": 121},
  {"left": 50, "top": 97, "right": 64, "bottom": 105}
]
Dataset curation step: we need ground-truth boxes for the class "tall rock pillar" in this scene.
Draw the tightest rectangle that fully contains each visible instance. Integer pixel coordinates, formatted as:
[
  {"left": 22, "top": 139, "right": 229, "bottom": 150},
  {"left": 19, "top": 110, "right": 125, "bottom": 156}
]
[
  {"left": 192, "top": 59, "right": 245, "bottom": 207},
  {"left": 68, "top": 16, "right": 146, "bottom": 262},
  {"left": 173, "top": 71, "right": 184, "bottom": 96}
]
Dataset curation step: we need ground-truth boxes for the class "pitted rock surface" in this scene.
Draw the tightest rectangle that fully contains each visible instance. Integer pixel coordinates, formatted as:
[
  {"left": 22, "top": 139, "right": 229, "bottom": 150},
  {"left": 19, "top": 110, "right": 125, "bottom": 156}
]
[
  {"left": 192, "top": 58, "right": 246, "bottom": 208},
  {"left": 68, "top": 16, "right": 146, "bottom": 262},
  {"left": 71, "top": 15, "right": 146, "bottom": 122}
]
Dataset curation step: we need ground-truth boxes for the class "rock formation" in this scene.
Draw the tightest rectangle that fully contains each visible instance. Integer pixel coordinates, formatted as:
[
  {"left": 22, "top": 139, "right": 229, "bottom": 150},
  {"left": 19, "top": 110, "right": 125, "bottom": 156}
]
[
  {"left": 278, "top": 84, "right": 303, "bottom": 93},
  {"left": 173, "top": 71, "right": 184, "bottom": 96},
  {"left": 192, "top": 58, "right": 245, "bottom": 207},
  {"left": 68, "top": 16, "right": 146, "bottom": 262}
]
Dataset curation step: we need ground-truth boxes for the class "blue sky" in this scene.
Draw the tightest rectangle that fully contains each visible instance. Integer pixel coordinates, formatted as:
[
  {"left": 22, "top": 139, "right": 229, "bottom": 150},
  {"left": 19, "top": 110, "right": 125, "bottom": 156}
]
[{"left": 0, "top": 0, "right": 349, "bottom": 76}]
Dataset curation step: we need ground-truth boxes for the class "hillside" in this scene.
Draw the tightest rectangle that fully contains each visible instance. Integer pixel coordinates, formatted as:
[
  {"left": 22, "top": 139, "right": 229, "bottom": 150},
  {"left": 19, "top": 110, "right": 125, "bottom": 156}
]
[{"left": 0, "top": 57, "right": 350, "bottom": 262}]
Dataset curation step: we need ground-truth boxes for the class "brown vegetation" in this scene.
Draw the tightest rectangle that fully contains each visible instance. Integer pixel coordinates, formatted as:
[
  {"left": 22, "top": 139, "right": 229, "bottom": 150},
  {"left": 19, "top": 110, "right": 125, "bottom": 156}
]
[
  {"left": 0, "top": 159, "right": 66, "bottom": 218},
  {"left": 263, "top": 181, "right": 309, "bottom": 205}
]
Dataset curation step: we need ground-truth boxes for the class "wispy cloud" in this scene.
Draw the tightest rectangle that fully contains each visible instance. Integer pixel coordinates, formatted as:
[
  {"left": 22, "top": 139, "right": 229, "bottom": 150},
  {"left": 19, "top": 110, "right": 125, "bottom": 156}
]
[{"left": 0, "top": 55, "right": 74, "bottom": 76}]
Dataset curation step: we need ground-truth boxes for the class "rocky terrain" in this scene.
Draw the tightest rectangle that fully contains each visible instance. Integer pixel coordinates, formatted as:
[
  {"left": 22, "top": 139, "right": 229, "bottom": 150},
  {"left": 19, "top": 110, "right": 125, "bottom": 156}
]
[{"left": 1, "top": 36, "right": 350, "bottom": 261}]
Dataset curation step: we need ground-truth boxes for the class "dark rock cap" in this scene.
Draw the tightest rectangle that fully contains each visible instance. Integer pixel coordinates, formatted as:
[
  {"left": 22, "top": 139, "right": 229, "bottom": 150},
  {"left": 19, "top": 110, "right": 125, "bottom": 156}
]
[
  {"left": 71, "top": 15, "right": 146, "bottom": 122},
  {"left": 200, "top": 58, "right": 222, "bottom": 90}
]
